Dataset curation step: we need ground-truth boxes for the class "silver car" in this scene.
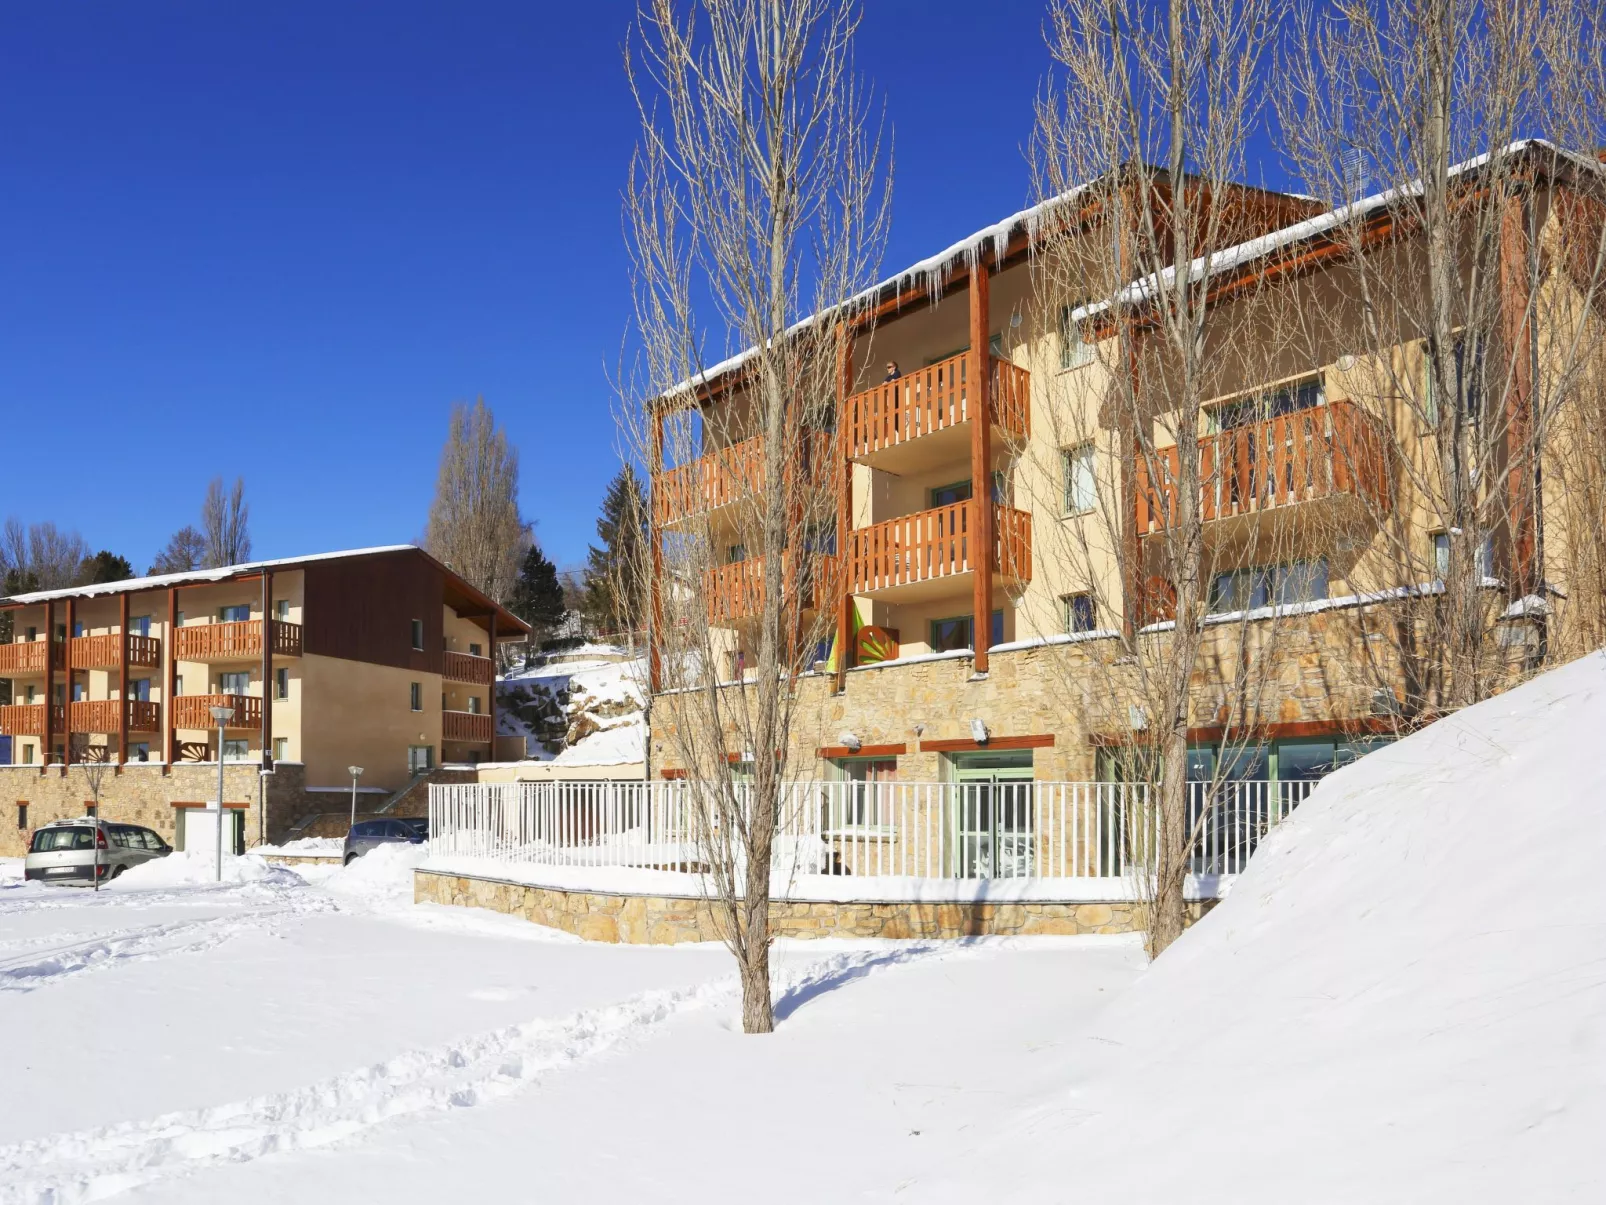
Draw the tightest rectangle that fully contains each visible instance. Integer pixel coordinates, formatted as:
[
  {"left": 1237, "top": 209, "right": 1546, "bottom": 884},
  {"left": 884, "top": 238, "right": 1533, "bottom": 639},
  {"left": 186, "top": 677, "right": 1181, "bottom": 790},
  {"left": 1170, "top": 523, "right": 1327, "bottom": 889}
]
[
  {"left": 342, "top": 818, "right": 426, "bottom": 865},
  {"left": 24, "top": 819, "right": 172, "bottom": 886}
]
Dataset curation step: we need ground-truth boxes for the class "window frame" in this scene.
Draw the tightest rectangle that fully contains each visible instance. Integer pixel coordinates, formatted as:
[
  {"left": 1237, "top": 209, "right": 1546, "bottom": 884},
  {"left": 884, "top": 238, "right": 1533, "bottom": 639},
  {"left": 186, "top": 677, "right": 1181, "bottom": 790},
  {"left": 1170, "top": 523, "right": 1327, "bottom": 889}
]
[
  {"left": 1061, "top": 443, "right": 1097, "bottom": 515},
  {"left": 1058, "top": 303, "right": 1096, "bottom": 370},
  {"left": 410, "top": 619, "right": 425, "bottom": 651},
  {"left": 409, "top": 682, "right": 423, "bottom": 712},
  {"left": 1062, "top": 593, "right": 1097, "bottom": 634}
]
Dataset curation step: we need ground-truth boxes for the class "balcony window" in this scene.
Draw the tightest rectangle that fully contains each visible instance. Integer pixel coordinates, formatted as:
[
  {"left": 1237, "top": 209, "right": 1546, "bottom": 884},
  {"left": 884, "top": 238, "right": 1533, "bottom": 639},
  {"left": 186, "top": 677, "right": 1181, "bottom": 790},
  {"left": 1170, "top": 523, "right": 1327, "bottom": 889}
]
[
  {"left": 274, "top": 599, "right": 290, "bottom": 622},
  {"left": 931, "top": 472, "right": 1005, "bottom": 509},
  {"left": 131, "top": 616, "right": 151, "bottom": 637},
  {"left": 410, "top": 619, "right": 424, "bottom": 651},
  {"left": 273, "top": 737, "right": 289, "bottom": 761},
  {"left": 1059, "top": 304, "right": 1095, "bottom": 370},
  {"left": 275, "top": 668, "right": 289, "bottom": 700},
  {"left": 467, "top": 696, "right": 482, "bottom": 715},
  {"left": 409, "top": 682, "right": 422, "bottom": 712},
  {"left": 408, "top": 745, "right": 434, "bottom": 774},
  {"left": 828, "top": 757, "right": 898, "bottom": 829},
  {"left": 1062, "top": 593, "right": 1096, "bottom": 634},
  {"left": 127, "top": 742, "right": 150, "bottom": 763},
  {"left": 174, "top": 675, "right": 184, "bottom": 697},
  {"left": 72, "top": 682, "right": 85, "bottom": 702},
  {"left": 468, "top": 643, "right": 482, "bottom": 658},
  {"left": 219, "top": 605, "right": 250, "bottom": 623},
  {"left": 222, "top": 739, "right": 250, "bottom": 762},
  {"left": 1062, "top": 444, "right": 1097, "bottom": 515},
  {"left": 130, "top": 679, "right": 151, "bottom": 702},
  {"left": 220, "top": 672, "right": 250, "bottom": 696},
  {"left": 1210, "top": 377, "right": 1322, "bottom": 432},
  {"left": 25, "top": 626, "right": 36, "bottom": 641},
  {"left": 1424, "top": 335, "right": 1483, "bottom": 425},
  {"left": 726, "top": 544, "right": 748, "bottom": 564},
  {"left": 1208, "top": 559, "right": 1329, "bottom": 614}
]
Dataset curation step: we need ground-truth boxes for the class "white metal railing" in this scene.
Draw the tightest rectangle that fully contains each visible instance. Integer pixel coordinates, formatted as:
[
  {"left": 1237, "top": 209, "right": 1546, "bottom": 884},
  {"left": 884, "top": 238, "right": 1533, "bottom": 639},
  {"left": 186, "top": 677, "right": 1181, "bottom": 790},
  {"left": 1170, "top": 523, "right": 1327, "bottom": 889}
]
[{"left": 427, "top": 779, "right": 1317, "bottom": 890}]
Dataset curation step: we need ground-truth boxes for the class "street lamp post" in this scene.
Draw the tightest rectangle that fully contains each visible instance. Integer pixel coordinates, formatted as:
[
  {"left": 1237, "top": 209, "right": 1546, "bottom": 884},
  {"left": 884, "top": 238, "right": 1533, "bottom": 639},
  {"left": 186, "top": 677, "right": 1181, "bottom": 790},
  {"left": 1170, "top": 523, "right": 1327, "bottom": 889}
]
[
  {"left": 209, "top": 704, "right": 234, "bottom": 882},
  {"left": 348, "top": 765, "right": 364, "bottom": 831}
]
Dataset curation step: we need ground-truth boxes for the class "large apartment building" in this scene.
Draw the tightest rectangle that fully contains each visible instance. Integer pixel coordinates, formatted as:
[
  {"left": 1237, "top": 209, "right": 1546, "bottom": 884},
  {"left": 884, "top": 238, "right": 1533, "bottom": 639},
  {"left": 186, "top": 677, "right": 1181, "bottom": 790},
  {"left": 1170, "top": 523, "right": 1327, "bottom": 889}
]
[
  {"left": 0, "top": 545, "right": 528, "bottom": 855},
  {"left": 647, "top": 143, "right": 1604, "bottom": 791}
]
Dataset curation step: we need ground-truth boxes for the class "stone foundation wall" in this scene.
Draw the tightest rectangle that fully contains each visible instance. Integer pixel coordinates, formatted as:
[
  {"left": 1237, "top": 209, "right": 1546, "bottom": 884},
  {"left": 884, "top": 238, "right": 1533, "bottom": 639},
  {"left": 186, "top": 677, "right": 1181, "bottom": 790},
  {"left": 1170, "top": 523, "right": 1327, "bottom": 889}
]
[
  {"left": 414, "top": 869, "right": 1212, "bottom": 943},
  {"left": 0, "top": 762, "right": 324, "bottom": 857}
]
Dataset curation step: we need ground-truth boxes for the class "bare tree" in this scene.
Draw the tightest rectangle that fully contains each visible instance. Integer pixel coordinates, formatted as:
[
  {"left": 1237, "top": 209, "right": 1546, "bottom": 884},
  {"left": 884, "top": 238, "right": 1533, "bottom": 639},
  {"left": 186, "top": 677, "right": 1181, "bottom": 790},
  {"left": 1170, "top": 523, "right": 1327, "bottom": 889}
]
[
  {"left": 201, "top": 478, "right": 252, "bottom": 569},
  {"left": 424, "top": 397, "right": 529, "bottom": 603},
  {"left": 1278, "top": 0, "right": 1606, "bottom": 711},
  {"left": 1025, "top": 0, "right": 1310, "bottom": 956},
  {"left": 620, "top": 0, "right": 889, "bottom": 1032},
  {"left": 149, "top": 525, "right": 207, "bottom": 575},
  {"left": 1, "top": 518, "right": 90, "bottom": 590}
]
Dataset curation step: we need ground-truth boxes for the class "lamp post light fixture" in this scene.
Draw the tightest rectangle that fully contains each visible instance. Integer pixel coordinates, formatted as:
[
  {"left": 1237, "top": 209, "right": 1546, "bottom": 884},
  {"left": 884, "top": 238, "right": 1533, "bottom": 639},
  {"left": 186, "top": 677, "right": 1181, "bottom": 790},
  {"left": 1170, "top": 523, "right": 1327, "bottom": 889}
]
[
  {"left": 209, "top": 704, "right": 234, "bottom": 882},
  {"left": 348, "top": 766, "right": 364, "bottom": 831}
]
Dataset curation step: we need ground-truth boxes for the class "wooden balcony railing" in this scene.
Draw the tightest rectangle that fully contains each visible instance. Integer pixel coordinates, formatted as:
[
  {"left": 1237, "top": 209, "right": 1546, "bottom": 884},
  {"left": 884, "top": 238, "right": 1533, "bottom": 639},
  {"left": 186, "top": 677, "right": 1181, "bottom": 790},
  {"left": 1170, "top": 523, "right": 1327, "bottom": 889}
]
[
  {"left": 174, "top": 620, "right": 303, "bottom": 662},
  {"left": 1134, "top": 400, "right": 1391, "bottom": 535},
  {"left": 443, "top": 710, "right": 493, "bottom": 743},
  {"left": 706, "top": 553, "right": 840, "bottom": 624},
  {"left": 68, "top": 634, "right": 162, "bottom": 671},
  {"left": 845, "top": 352, "right": 1031, "bottom": 461},
  {"left": 172, "top": 694, "right": 262, "bottom": 730},
  {"left": 444, "top": 650, "right": 495, "bottom": 686},
  {"left": 654, "top": 432, "right": 834, "bottom": 526},
  {"left": 67, "top": 699, "right": 161, "bottom": 733},
  {"left": 846, "top": 503, "right": 1032, "bottom": 595},
  {"left": 0, "top": 641, "right": 63, "bottom": 675},
  {"left": 0, "top": 703, "right": 63, "bottom": 738}
]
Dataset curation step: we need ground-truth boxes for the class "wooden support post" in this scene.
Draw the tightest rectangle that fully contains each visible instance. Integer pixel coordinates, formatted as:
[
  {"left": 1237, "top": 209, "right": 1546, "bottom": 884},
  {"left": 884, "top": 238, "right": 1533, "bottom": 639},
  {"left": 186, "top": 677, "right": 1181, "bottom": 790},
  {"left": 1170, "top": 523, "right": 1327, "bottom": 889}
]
[
  {"left": 1499, "top": 191, "right": 1537, "bottom": 596},
  {"left": 649, "top": 409, "right": 664, "bottom": 694},
  {"left": 42, "top": 599, "right": 55, "bottom": 776},
  {"left": 261, "top": 572, "right": 273, "bottom": 769},
  {"left": 969, "top": 261, "right": 993, "bottom": 675},
  {"left": 164, "top": 587, "right": 177, "bottom": 771},
  {"left": 835, "top": 327, "right": 855, "bottom": 694},
  {"left": 117, "top": 593, "right": 129, "bottom": 774},
  {"left": 62, "top": 598, "right": 73, "bottom": 775},
  {"left": 488, "top": 610, "right": 498, "bottom": 760}
]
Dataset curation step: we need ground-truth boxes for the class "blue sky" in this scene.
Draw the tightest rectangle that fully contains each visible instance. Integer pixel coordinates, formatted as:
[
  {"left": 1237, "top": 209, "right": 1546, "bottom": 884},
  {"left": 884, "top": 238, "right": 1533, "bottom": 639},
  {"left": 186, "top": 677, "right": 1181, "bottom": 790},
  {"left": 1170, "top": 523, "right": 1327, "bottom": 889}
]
[{"left": 0, "top": 0, "right": 1111, "bottom": 574}]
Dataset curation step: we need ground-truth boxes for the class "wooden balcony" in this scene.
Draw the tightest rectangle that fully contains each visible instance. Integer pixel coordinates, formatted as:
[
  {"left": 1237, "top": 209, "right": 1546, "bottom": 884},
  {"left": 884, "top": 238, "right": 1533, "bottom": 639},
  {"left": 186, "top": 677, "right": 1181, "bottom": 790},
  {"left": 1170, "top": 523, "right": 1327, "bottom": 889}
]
[
  {"left": 1134, "top": 400, "right": 1391, "bottom": 536},
  {"left": 0, "top": 640, "right": 63, "bottom": 676},
  {"left": 706, "top": 553, "right": 839, "bottom": 624},
  {"left": 174, "top": 620, "right": 303, "bottom": 663},
  {"left": 443, "top": 710, "right": 493, "bottom": 744},
  {"left": 845, "top": 352, "right": 1031, "bottom": 472},
  {"left": 172, "top": 694, "right": 262, "bottom": 731},
  {"left": 0, "top": 703, "right": 63, "bottom": 738},
  {"left": 68, "top": 699, "right": 161, "bottom": 734},
  {"left": 68, "top": 634, "right": 161, "bottom": 671},
  {"left": 654, "top": 432, "right": 834, "bottom": 527},
  {"left": 444, "top": 650, "right": 495, "bottom": 686},
  {"left": 846, "top": 502, "right": 1032, "bottom": 601}
]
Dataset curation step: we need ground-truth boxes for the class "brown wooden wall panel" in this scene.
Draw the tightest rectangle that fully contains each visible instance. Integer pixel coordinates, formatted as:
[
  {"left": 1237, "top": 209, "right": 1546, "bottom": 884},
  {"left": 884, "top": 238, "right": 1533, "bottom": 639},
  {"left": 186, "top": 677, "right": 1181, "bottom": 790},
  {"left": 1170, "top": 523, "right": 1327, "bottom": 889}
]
[{"left": 301, "top": 551, "right": 445, "bottom": 673}]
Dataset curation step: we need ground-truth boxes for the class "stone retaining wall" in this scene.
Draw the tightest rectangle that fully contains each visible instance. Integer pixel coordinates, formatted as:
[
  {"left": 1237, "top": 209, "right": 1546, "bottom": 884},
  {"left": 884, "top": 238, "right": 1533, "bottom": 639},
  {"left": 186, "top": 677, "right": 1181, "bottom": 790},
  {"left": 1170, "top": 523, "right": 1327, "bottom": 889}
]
[{"left": 415, "top": 869, "right": 1212, "bottom": 943}]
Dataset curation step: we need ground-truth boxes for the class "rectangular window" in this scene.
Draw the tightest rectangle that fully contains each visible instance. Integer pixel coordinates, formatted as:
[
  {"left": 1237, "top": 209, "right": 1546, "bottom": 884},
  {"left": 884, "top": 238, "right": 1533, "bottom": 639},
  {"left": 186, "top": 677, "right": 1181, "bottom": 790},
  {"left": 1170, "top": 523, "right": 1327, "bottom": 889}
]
[
  {"left": 1424, "top": 336, "right": 1483, "bottom": 425},
  {"left": 222, "top": 739, "right": 249, "bottom": 761},
  {"left": 72, "top": 681, "right": 86, "bottom": 702},
  {"left": 130, "top": 616, "right": 150, "bottom": 637},
  {"left": 21, "top": 744, "right": 35, "bottom": 765},
  {"left": 1209, "top": 560, "right": 1328, "bottom": 614},
  {"left": 409, "top": 682, "right": 422, "bottom": 712},
  {"left": 929, "top": 611, "right": 1004, "bottom": 653},
  {"left": 174, "top": 674, "right": 184, "bottom": 697},
  {"left": 129, "top": 679, "right": 151, "bottom": 703},
  {"left": 410, "top": 619, "right": 424, "bottom": 650},
  {"left": 829, "top": 757, "right": 899, "bottom": 828},
  {"left": 1211, "top": 376, "right": 1323, "bottom": 432},
  {"left": 1432, "top": 531, "right": 1495, "bottom": 580},
  {"left": 1062, "top": 444, "right": 1097, "bottom": 514},
  {"left": 1059, "top": 304, "right": 1095, "bottom": 370},
  {"left": 467, "top": 695, "right": 482, "bottom": 715},
  {"left": 85, "top": 803, "right": 97, "bottom": 818},
  {"left": 468, "top": 643, "right": 482, "bottom": 658},
  {"left": 72, "top": 621, "right": 84, "bottom": 638},
  {"left": 175, "top": 611, "right": 185, "bottom": 627},
  {"left": 126, "top": 742, "right": 150, "bottom": 763},
  {"left": 25, "top": 626, "right": 36, "bottom": 641},
  {"left": 725, "top": 544, "right": 748, "bottom": 564},
  {"left": 273, "top": 737, "right": 288, "bottom": 761},
  {"left": 219, "top": 671, "right": 250, "bottom": 696},
  {"left": 16, "top": 802, "right": 26, "bottom": 831},
  {"left": 274, "top": 599, "right": 290, "bottom": 622},
  {"left": 274, "top": 668, "right": 289, "bottom": 700},
  {"left": 408, "top": 745, "right": 434, "bottom": 774},
  {"left": 54, "top": 624, "right": 66, "bottom": 641},
  {"left": 1063, "top": 593, "right": 1096, "bottom": 633},
  {"left": 219, "top": 605, "right": 250, "bottom": 623}
]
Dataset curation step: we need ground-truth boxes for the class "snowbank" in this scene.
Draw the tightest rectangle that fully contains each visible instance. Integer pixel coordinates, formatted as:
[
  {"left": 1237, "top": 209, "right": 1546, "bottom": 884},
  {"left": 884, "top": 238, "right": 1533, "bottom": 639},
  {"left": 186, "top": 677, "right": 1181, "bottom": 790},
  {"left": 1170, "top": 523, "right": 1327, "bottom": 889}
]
[
  {"left": 253, "top": 837, "right": 343, "bottom": 857},
  {"left": 110, "top": 849, "right": 298, "bottom": 889},
  {"left": 912, "top": 650, "right": 1606, "bottom": 1204},
  {"left": 315, "top": 841, "right": 430, "bottom": 909}
]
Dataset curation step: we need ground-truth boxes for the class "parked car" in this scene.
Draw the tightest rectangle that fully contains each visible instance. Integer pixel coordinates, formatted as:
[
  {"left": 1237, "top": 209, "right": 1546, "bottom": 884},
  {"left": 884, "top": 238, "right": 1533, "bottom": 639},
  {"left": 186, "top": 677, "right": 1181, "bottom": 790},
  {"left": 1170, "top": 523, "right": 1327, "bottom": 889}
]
[
  {"left": 24, "top": 819, "right": 172, "bottom": 885},
  {"left": 343, "top": 818, "right": 427, "bottom": 865}
]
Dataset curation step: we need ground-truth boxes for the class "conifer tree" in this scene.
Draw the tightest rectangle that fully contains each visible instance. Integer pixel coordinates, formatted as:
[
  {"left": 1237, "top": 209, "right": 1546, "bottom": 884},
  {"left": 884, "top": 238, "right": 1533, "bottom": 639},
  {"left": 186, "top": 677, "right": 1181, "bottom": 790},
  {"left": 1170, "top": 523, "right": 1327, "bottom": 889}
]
[
  {"left": 508, "top": 542, "right": 567, "bottom": 658},
  {"left": 580, "top": 465, "right": 647, "bottom": 636}
]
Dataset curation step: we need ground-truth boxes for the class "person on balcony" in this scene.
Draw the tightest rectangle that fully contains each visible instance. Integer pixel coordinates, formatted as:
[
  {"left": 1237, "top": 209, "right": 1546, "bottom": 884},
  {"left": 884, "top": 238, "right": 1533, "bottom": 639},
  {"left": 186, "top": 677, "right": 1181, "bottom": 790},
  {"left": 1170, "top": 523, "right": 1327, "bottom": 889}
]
[{"left": 884, "top": 360, "right": 901, "bottom": 382}]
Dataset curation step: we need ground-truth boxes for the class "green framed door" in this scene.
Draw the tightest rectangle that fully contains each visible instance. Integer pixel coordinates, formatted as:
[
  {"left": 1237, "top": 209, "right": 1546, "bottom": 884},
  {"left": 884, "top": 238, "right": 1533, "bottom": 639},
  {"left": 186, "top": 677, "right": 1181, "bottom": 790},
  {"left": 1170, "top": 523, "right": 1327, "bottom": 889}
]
[{"left": 952, "top": 752, "right": 1034, "bottom": 878}]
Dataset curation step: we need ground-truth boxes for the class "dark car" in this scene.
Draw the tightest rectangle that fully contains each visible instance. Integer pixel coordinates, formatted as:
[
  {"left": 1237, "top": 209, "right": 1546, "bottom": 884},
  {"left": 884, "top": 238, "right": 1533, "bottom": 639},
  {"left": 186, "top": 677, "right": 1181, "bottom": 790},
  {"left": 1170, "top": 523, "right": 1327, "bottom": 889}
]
[{"left": 342, "top": 818, "right": 426, "bottom": 865}]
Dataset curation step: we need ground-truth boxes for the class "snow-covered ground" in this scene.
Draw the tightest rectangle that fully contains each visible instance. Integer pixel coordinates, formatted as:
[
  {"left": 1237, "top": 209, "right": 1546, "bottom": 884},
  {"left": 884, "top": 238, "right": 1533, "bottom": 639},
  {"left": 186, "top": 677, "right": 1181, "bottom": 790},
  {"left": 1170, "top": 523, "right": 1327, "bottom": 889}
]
[
  {"left": 497, "top": 650, "right": 645, "bottom": 766},
  {"left": 3, "top": 651, "right": 1602, "bottom": 1203}
]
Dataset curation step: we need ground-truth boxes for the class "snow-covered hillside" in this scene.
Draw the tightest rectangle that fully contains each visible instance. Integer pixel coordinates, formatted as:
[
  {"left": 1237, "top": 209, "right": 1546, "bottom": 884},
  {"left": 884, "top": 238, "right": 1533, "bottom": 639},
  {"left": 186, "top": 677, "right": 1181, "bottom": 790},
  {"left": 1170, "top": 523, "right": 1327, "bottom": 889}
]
[
  {"left": 907, "top": 650, "right": 1606, "bottom": 1204},
  {"left": 496, "top": 648, "right": 645, "bottom": 766}
]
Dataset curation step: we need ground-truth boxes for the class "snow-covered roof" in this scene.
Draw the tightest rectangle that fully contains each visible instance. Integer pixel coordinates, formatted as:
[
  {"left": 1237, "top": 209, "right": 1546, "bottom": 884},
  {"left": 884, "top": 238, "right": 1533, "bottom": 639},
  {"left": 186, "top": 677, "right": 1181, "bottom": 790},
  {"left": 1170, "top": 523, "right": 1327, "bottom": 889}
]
[
  {"left": 2, "top": 545, "right": 418, "bottom": 605},
  {"left": 2, "top": 546, "right": 532, "bottom": 636}
]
